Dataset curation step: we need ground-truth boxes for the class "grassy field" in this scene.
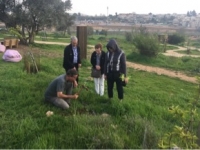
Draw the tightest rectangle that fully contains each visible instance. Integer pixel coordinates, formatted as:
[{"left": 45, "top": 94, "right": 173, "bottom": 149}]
[
  {"left": 176, "top": 49, "right": 200, "bottom": 55},
  {"left": 0, "top": 38, "right": 200, "bottom": 148},
  {"left": 86, "top": 35, "right": 200, "bottom": 75}
]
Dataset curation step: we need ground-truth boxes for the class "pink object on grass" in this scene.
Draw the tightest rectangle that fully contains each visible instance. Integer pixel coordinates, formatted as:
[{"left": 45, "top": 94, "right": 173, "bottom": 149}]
[
  {"left": 0, "top": 44, "right": 6, "bottom": 53},
  {"left": 2, "top": 49, "right": 22, "bottom": 62}
]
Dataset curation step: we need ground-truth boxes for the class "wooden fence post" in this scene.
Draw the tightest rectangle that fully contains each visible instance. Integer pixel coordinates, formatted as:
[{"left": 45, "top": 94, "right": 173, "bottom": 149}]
[{"left": 77, "top": 26, "right": 87, "bottom": 60}]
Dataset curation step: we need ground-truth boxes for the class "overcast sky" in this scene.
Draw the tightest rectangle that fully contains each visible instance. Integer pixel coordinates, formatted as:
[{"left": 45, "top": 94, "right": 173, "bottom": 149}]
[{"left": 68, "top": 0, "right": 199, "bottom": 16}]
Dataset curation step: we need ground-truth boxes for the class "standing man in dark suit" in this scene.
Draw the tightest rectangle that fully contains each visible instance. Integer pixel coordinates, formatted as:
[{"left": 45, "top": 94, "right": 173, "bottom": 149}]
[{"left": 63, "top": 36, "right": 81, "bottom": 83}]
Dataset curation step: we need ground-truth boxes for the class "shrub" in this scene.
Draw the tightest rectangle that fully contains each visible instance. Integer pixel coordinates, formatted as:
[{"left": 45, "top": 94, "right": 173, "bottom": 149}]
[
  {"left": 133, "top": 34, "right": 160, "bottom": 57},
  {"left": 87, "top": 26, "right": 94, "bottom": 36},
  {"left": 99, "top": 29, "right": 107, "bottom": 36},
  {"left": 168, "top": 33, "right": 185, "bottom": 45},
  {"left": 98, "top": 36, "right": 107, "bottom": 42},
  {"left": 125, "top": 32, "right": 133, "bottom": 42}
]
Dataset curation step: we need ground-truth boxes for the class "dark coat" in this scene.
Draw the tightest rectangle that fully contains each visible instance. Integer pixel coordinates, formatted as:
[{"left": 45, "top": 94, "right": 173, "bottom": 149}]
[
  {"left": 90, "top": 50, "right": 106, "bottom": 75},
  {"left": 104, "top": 39, "right": 127, "bottom": 76},
  {"left": 63, "top": 44, "right": 81, "bottom": 71}
]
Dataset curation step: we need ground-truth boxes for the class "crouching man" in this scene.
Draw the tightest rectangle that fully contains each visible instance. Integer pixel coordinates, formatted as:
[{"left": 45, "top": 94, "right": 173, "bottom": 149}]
[{"left": 44, "top": 69, "right": 79, "bottom": 109}]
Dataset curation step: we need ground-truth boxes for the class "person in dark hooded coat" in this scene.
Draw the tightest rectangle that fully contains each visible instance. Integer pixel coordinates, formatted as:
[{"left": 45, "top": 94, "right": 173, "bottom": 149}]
[{"left": 104, "top": 39, "right": 128, "bottom": 101}]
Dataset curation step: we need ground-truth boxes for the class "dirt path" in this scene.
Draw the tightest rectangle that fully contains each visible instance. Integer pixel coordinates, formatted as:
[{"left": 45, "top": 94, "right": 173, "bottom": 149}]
[
  {"left": 126, "top": 62, "right": 197, "bottom": 83},
  {"left": 35, "top": 40, "right": 68, "bottom": 46},
  {"left": 163, "top": 46, "right": 200, "bottom": 58},
  {"left": 34, "top": 40, "right": 198, "bottom": 84}
]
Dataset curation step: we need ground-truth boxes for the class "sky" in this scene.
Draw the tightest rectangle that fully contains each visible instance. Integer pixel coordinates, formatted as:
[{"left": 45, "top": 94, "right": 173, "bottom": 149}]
[{"left": 68, "top": 0, "right": 199, "bottom": 16}]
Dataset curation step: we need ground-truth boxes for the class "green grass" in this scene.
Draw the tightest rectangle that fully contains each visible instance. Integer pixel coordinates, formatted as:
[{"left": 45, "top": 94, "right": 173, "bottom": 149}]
[
  {"left": 191, "top": 40, "right": 200, "bottom": 48},
  {"left": 86, "top": 35, "right": 200, "bottom": 75},
  {"left": 127, "top": 51, "right": 200, "bottom": 75},
  {"left": 0, "top": 42, "right": 200, "bottom": 148},
  {"left": 176, "top": 49, "right": 200, "bottom": 55},
  {"left": 2, "top": 32, "right": 200, "bottom": 75},
  {"left": 31, "top": 43, "right": 66, "bottom": 52},
  {"left": 165, "top": 45, "right": 179, "bottom": 50},
  {"left": 34, "top": 36, "right": 70, "bottom": 43},
  {"left": 0, "top": 31, "right": 71, "bottom": 43}
]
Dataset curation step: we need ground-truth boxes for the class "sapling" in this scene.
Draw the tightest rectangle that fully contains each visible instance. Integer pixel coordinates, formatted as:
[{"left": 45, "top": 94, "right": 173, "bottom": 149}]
[
  {"left": 76, "top": 78, "right": 90, "bottom": 95},
  {"left": 71, "top": 78, "right": 90, "bottom": 115},
  {"left": 120, "top": 74, "right": 130, "bottom": 85},
  {"left": 186, "top": 38, "right": 191, "bottom": 54}
]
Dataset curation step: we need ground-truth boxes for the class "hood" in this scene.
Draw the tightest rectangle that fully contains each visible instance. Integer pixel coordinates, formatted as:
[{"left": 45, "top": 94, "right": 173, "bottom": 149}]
[{"left": 106, "top": 39, "right": 120, "bottom": 52}]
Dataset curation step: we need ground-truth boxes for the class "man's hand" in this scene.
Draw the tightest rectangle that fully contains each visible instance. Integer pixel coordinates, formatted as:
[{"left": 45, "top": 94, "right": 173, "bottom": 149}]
[
  {"left": 78, "top": 64, "right": 81, "bottom": 67},
  {"left": 73, "top": 94, "right": 79, "bottom": 99},
  {"left": 124, "top": 77, "right": 128, "bottom": 84},
  {"left": 73, "top": 80, "right": 78, "bottom": 88}
]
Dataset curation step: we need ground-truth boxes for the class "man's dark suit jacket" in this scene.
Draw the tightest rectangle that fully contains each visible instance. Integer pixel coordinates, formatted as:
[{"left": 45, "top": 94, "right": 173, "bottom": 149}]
[{"left": 63, "top": 44, "right": 81, "bottom": 72}]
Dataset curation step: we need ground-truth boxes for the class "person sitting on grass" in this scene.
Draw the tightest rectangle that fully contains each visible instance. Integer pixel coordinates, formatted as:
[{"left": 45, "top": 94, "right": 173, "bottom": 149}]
[{"left": 44, "top": 69, "right": 79, "bottom": 109}]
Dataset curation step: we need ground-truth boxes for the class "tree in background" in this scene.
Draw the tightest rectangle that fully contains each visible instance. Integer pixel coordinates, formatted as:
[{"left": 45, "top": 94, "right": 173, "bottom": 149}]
[
  {"left": 125, "top": 32, "right": 133, "bottom": 42},
  {"left": 126, "top": 25, "right": 160, "bottom": 57},
  {"left": 87, "top": 26, "right": 94, "bottom": 36},
  {"left": 99, "top": 29, "right": 107, "bottom": 37},
  {"left": 133, "top": 34, "right": 160, "bottom": 57},
  {"left": 168, "top": 33, "right": 185, "bottom": 45},
  {"left": 56, "top": 13, "right": 75, "bottom": 36},
  {"left": 0, "top": 0, "right": 73, "bottom": 44}
]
